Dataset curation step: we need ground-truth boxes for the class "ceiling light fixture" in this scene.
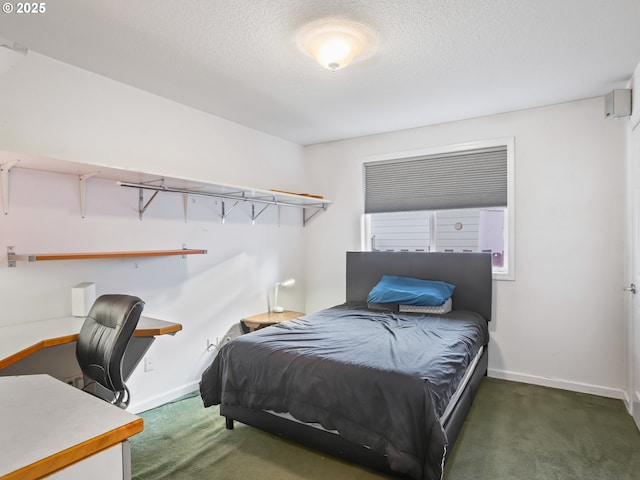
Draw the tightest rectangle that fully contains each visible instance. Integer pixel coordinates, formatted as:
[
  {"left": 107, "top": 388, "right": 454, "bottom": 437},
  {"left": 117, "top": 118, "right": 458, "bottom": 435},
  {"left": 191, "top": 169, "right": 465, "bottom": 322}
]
[{"left": 297, "top": 18, "right": 376, "bottom": 71}]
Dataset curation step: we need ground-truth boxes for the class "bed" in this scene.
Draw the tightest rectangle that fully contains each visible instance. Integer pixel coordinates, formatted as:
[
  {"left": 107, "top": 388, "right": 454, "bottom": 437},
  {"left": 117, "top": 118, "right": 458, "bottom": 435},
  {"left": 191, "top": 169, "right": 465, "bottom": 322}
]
[{"left": 200, "top": 251, "right": 492, "bottom": 480}]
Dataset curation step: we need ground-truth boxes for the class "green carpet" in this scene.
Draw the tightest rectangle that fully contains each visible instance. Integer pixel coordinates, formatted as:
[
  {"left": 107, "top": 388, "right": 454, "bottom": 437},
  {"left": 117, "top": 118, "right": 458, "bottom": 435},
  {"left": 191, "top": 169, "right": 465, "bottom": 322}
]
[
  {"left": 130, "top": 378, "right": 640, "bottom": 479},
  {"left": 444, "top": 378, "right": 640, "bottom": 480},
  {"left": 130, "top": 393, "right": 387, "bottom": 480}
]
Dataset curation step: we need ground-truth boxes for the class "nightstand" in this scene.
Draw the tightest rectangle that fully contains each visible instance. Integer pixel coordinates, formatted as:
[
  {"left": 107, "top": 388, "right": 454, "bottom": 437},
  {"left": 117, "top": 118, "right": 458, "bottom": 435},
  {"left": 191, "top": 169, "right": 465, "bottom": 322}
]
[{"left": 241, "top": 310, "right": 304, "bottom": 333}]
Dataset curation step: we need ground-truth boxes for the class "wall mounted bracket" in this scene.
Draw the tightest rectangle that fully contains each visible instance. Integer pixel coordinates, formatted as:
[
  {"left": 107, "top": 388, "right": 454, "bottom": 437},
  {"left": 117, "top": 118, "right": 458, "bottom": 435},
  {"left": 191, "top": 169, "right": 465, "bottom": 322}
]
[
  {"left": 79, "top": 172, "right": 99, "bottom": 218},
  {"left": 303, "top": 204, "right": 328, "bottom": 226},
  {"left": 1, "top": 160, "right": 19, "bottom": 215}
]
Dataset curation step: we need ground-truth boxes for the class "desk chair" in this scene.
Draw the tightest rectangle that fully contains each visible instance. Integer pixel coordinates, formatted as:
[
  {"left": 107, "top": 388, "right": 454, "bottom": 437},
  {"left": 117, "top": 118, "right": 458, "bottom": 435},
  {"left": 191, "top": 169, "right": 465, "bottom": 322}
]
[{"left": 76, "top": 294, "right": 145, "bottom": 408}]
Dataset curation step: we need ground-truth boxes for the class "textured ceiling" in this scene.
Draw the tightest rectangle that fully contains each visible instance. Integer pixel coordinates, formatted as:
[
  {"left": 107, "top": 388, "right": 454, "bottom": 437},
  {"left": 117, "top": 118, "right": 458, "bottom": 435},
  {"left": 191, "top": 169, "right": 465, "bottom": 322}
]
[{"left": 1, "top": 0, "right": 639, "bottom": 145}]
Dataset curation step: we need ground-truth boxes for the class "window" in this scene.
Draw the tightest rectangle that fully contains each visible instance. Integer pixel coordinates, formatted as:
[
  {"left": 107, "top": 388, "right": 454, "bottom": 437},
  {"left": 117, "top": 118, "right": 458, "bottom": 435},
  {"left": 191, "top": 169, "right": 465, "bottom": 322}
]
[
  {"left": 366, "top": 207, "right": 506, "bottom": 270},
  {"left": 362, "top": 139, "right": 514, "bottom": 278}
]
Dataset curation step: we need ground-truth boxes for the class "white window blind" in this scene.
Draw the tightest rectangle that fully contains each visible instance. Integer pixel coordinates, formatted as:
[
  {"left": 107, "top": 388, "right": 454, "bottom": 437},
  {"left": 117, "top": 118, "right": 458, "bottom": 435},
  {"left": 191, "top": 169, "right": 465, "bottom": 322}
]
[{"left": 364, "top": 146, "right": 508, "bottom": 214}]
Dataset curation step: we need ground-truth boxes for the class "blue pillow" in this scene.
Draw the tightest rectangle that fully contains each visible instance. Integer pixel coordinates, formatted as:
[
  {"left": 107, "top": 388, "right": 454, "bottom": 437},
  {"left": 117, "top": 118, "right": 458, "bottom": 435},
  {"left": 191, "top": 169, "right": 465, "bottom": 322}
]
[{"left": 367, "top": 275, "right": 455, "bottom": 307}]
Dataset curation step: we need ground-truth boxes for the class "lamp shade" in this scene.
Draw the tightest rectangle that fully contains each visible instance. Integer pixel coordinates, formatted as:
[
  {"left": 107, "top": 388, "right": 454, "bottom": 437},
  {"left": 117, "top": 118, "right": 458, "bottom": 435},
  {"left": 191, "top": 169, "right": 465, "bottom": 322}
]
[
  {"left": 305, "top": 30, "right": 362, "bottom": 70},
  {"left": 297, "top": 18, "right": 376, "bottom": 71}
]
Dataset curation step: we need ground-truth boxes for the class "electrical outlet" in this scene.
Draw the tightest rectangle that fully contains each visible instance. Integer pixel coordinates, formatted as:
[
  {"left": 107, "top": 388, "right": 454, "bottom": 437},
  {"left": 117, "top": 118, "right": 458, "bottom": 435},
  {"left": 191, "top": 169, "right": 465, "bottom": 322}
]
[
  {"left": 144, "top": 355, "right": 154, "bottom": 372},
  {"left": 205, "top": 336, "right": 235, "bottom": 353}
]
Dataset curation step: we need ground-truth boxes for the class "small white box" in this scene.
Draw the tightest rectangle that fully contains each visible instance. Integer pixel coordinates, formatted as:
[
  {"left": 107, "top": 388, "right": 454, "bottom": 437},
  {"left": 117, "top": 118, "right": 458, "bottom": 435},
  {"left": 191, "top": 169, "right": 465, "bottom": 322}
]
[
  {"left": 605, "top": 89, "right": 632, "bottom": 119},
  {"left": 71, "top": 282, "right": 96, "bottom": 317}
]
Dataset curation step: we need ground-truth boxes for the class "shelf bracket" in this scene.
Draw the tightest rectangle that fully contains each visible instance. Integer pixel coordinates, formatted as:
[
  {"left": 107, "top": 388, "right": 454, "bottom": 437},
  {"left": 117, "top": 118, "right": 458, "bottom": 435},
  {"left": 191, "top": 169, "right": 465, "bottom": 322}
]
[
  {"left": 250, "top": 203, "right": 270, "bottom": 225},
  {"left": 303, "top": 204, "right": 328, "bottom": 226},
  {"left": 219, "top": 199, "right": 241, "bottom": 224},
  {"left": 1, "top": 160, "right": 19, "bottom": 215},
  {"left": 79, "top": 172, "right": 99, "bottom": 218},
  {"left": 139, "top": 188, "right": 160, "bottom": 220},
  {"left": 7, "top": 246, "right": 35, "bottom": 267},
  {"left": 7, "top": 246, "right": 15, "bottom": 268},
  {"left": 183, "top": 194, "right": 189, "bottom": 223}
]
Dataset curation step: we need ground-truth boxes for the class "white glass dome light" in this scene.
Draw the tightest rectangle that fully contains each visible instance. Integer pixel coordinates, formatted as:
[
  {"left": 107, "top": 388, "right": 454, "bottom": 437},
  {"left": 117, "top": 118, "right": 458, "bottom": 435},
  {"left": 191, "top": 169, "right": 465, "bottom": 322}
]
[{"left": 297, "top": 18, "right": 376, "bottom": 71}]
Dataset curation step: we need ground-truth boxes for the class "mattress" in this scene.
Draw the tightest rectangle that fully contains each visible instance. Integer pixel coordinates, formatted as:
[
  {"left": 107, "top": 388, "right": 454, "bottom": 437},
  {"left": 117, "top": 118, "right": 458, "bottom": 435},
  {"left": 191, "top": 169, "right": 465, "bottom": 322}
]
[
  {"left": 266, "top": 344, "right": 483, "bottom": 430},
  {"left": 439, "top": 345, "right": 483, "bottom": 424}
]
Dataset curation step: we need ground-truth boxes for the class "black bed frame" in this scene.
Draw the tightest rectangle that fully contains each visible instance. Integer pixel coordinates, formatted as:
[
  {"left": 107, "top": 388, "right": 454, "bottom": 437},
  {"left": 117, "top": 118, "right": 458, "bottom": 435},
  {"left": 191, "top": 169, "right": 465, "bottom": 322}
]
[{"left": 222, "top": 251, "right": 492, "bottom": 476}]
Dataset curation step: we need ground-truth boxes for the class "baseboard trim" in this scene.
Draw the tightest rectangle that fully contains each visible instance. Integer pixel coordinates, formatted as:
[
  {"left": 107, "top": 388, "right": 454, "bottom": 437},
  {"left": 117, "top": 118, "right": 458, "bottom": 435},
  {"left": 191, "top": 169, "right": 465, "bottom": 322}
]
[
  {"left": 128, "top": 380, "right": 200, "bottom": 414},
  {"left": 488, "top": 368, "right": 625, "bottom": 400},
  {"left": 623, "top": 390, "right": 632, "bottom": 414}
]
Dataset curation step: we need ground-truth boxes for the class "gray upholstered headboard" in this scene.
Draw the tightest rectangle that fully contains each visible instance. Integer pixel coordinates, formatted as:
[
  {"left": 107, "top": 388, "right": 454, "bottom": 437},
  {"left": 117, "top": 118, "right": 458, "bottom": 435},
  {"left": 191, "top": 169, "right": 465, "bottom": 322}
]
[{"left": 346, "top": 251, "right": 493, "bottom": 321}]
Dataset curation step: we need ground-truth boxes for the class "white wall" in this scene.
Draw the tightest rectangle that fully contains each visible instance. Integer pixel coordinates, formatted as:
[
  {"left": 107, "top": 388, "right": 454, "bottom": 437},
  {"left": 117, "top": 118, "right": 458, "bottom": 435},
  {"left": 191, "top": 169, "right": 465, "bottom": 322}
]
[
  {"left": 0, "top": 50, "right": 630, "bottom": 410},
  {"left": 0, "top": 52, "right": 307, "bottom": 412},
  {"left": 304, "top": 98, "right": 627, "bottom": 398}
]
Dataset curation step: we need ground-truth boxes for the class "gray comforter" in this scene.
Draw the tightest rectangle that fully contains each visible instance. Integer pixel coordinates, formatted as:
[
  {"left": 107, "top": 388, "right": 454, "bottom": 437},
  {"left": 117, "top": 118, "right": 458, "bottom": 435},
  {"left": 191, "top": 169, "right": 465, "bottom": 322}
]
[{"left": 200, "top": 303, "right": 488, "bottom": 480}]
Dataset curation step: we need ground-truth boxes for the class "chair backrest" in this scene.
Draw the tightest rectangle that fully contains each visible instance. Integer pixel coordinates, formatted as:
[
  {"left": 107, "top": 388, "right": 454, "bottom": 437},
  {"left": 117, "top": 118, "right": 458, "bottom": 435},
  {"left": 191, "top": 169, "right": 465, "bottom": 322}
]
[{"left": 76, "top": 294, "right": 144, "bottom": 406}]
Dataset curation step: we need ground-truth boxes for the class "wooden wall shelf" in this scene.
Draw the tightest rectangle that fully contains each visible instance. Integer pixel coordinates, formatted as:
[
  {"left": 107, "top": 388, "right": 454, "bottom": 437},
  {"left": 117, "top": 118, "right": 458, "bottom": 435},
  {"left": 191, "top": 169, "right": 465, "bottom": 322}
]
[{"left": 7, "top": 246, "right": 207, "bottom": 267}]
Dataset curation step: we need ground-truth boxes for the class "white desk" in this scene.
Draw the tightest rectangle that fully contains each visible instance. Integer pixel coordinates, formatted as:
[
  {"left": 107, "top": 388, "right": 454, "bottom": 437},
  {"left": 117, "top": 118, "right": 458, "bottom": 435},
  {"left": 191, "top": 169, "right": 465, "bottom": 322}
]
[
  {"left": 0, "top": 316, "right": 182, "bottom": 374},
  {"left": 0, "top": 374, "right": 143, "bottom": 480}
]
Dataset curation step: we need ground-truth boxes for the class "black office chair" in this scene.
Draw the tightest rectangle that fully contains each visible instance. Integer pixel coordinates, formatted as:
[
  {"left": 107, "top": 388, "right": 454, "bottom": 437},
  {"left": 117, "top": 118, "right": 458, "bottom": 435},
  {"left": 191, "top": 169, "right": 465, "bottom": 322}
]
[{"left": 76, "top": 294, "right": 145, "bottom": 408}]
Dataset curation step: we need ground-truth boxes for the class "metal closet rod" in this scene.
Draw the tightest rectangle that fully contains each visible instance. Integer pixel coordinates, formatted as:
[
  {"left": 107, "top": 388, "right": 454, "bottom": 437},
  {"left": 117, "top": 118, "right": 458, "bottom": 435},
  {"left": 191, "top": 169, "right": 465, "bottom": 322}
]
[{"left": 116, "top": 181, "right": 327, "bottom": 210}]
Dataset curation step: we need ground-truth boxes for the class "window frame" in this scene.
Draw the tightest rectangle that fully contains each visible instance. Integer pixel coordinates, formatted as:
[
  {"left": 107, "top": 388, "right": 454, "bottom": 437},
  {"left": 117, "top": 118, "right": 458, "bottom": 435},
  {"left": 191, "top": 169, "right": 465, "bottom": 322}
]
[{"left": 361, "top": 138, "right": 515, "bottom": 280}]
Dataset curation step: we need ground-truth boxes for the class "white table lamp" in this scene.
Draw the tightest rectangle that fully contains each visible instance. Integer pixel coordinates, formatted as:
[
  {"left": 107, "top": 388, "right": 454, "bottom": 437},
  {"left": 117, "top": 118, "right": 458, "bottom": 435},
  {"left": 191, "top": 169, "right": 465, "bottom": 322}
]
[{"left": 273, "top": 278, "right": 295, "bottom": 313}]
